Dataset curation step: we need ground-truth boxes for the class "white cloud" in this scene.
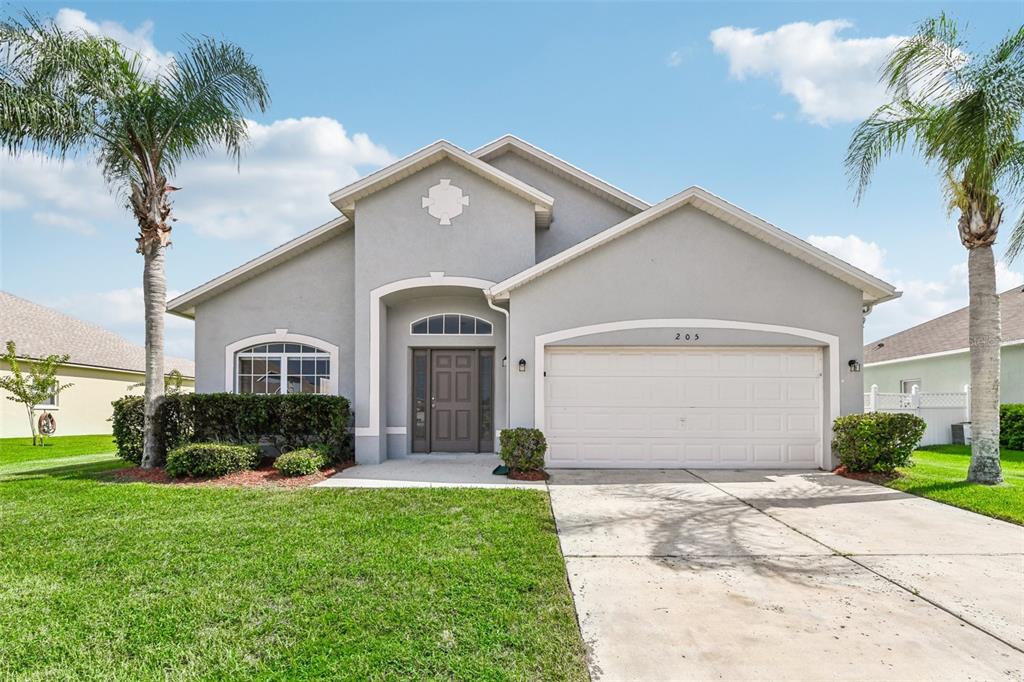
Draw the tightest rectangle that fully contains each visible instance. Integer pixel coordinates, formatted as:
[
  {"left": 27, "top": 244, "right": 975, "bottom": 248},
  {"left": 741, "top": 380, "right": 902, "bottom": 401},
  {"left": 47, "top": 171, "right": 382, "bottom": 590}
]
[
  {"left": 667, "top": 50, "right": 684, "bottom": 67},
  {"left": 46, "top": 287, "right": 195, "bottom": 359},
  {"left": 771, "top": 112, "right": 786, "bottom": 121},
  {"left": 0, "top": 188, "right": 25, "bottom": 209},
  {"left": 808, "top": 234, "right": 889, "bottom": 279},
  {"left": 808, "top": 233, "right": 1024, "bottom": 340},
  {"left": 54, "top": 8, "right": 174, "bottom": 77},
  {"left": 1, "top": 116, "right": 394, "bottom": 244},
  {"left": 32, "top": 211, "right": 97, "bottom": 236},
  {"left": 710, "top": 20, "right": 904, "bottom": 125}
]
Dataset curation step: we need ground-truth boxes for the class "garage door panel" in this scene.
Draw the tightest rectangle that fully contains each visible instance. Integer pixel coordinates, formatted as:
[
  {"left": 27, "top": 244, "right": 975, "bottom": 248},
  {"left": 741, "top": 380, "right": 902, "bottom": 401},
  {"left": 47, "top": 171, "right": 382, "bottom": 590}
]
[{"left": 545, "top": 347, "right": 823, "bottom": 469}]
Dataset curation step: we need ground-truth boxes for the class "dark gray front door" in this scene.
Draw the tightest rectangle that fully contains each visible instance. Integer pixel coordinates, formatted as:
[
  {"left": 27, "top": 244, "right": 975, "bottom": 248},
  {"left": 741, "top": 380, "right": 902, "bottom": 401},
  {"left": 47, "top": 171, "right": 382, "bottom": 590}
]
[{"left": 431, "top": 350, "right": 478, "bottom": 452}]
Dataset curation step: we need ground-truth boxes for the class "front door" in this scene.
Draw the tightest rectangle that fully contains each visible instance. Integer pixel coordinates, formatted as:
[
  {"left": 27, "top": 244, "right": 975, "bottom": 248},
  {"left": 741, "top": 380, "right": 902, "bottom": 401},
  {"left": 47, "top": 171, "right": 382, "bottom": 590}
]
[{"left": 430, "top": 350, "right": 478, "bottom": 452}]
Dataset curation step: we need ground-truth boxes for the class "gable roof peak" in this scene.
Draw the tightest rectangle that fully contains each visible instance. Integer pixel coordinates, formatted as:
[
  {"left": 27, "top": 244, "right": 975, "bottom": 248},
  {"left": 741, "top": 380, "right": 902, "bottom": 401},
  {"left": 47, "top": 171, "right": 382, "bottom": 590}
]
[{"left": 328, "top": 138, "right": 553, "bottom": 227}]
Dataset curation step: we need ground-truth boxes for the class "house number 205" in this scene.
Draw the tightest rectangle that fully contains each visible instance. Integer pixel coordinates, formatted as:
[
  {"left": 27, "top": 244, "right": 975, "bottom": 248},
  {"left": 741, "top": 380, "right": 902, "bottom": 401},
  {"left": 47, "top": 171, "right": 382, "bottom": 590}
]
[{"left": 675, "top": 332, "right": 700, "bottom": 341}]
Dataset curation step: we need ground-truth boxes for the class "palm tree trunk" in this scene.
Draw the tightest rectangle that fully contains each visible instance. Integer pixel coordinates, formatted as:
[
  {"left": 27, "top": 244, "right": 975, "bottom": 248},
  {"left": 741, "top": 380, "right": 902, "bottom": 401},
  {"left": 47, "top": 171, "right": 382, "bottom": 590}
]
[
  {"left": 966, "top": 245, "right": 1003, "bottom": 484},
  {"left": 140, "top": 242, "right": 167, "bottom": 469}
]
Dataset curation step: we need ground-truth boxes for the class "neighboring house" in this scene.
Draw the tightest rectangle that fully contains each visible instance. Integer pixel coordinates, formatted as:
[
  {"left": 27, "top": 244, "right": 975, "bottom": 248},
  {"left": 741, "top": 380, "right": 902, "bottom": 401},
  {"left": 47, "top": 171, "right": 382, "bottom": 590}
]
[
  {"left": 168, "top": 136, "right": 898, "bottom": 469},
  {"left": 865, "top": 287, "right": 1024, "bottom": 403},
  {"left": 0, "top": 292, "right": 195, "bottom": 437}
]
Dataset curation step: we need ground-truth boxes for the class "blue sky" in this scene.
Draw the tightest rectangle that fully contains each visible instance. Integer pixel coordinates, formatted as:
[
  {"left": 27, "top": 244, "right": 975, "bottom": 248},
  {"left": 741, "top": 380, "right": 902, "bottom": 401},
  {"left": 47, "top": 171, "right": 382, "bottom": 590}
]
[{"left": 1, "top": 1, "right": 1022, "bottom": 360}]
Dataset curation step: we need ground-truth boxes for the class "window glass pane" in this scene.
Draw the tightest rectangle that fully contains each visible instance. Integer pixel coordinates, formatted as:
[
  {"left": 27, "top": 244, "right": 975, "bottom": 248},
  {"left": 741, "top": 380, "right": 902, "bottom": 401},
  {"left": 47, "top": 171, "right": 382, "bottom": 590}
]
[
  {"left": 267, "top": 343, "right": 284, "bottom": 352},
  {"left": 413, "top": 353, "right": 427, "bottom": 439},
  {"left": 317, "top": 377, "right": 330, "bottom": 394},
  {"left": 285, "top": 343, "right": 301, "bottom": 353},
  {"left": 300, "top": 345, "right": 314, "bottom": 353},
  {"left": 288, "top": 358, "right": 301, "bottom": 374},
  {"left": 266, "top": 377, "right": 281, "bottom": 394},
  {"left": 252, "top": 358, "right": 267, "bottom": 374},
  {"left": 253, "top": 375, "right": 267, "bottom": 393},
  {"left": 411, "top": 319, "right": 428, "bottom": 334},
  {"left": 460, "top": 315, "right": 475, "bottom": 334},
  {"left": 480, "top": 352, "right": 493, "bottom": 443},
  {"left": 477, "top": 320, "right": 492, "bottom": 335},
  {"left": 301, "top": 376, "right": 317, "bottom": 393},
  {"left": 287, "top": 376, "right": 302, "bottom": 394},
  {"left": 300, "top": 359, "right": 314, "bottom": 374},
  {"left": 239, "top": 376, "right": 252, "bottom": 393},
  {"left": 443, "top": 314, "right": 458, "bottom": 334},
  {"left": 428, "top": 315, "right": 443, "bottom": 334},
  {"left": 316, "top": 359, "right": 329, "bottom": 375},
  {"left": 267, "top": 358, "right": 281, "bottom": 375},
  {"left": 253, "top": 345, "right": 268, "bottom": 353},
  {"left": 239, "top": 358, "right": 253, "bottom": 374}
]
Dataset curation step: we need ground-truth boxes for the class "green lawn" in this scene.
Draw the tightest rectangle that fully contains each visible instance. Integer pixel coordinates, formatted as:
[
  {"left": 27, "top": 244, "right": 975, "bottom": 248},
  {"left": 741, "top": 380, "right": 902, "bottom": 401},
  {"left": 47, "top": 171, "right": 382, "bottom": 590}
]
[
  {"left": 0, "top": 453, "right": 587, "bottom": 680},
  {"left": 885, "top": 444, "right": 1024, "bottom": 525},
  {"left": 0, "top": 434, "right": 116, "bottom": 466}
]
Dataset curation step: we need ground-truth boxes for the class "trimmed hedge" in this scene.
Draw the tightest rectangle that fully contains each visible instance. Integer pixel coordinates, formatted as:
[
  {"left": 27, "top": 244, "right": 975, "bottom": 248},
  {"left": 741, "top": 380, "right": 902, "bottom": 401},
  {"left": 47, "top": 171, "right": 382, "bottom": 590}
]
[
  {"left": 165, "top": 442, "right": 259, "bottom": 478},
  {"left": 1001, "top": 404, "right": 1024, "bottom": 450},
  {"left": 832, "top": 412, "right": 926, "bottom": 474},
  {"left": 499, "top": 428, "right": 547, "bottom": 471},
  {"left": 112, "top": 393, "right": 352, "bottom": 466},
  {"left": 274, "top": 448, "right": 326, "bottom": 477}
]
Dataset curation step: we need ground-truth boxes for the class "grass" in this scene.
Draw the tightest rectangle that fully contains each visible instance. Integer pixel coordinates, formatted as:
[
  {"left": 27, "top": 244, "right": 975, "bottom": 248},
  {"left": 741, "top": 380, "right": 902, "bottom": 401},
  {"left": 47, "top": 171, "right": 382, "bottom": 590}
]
[
  {"left": 0, "top": 434, "right": 116, "bottom": 466},
  {"left": 885, "top": 444, "right": 1024, "bottom": 525},
  {"left": 0, "top": 452, "right": 587, "bottom": 681}
]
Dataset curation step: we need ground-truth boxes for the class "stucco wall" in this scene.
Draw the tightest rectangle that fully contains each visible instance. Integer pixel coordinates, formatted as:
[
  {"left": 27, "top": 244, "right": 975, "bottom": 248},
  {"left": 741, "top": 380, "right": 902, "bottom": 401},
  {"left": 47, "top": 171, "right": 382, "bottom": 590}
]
[
  {"left": 864, "top": 344, "right": 1024, "bottom": 403},
  {"left": 353, "top": 159, "right": 536, "bottom": 452},
  {"left": 0, "top": 362, "right": 194, "bottom": 437},
  {"left": 485, "top": 151, "right": 638, "bottom": 261},
  {"left": 192, "top": 230, "right": 355, "bottom": 396},
  {"left": 506, "top": 204, "right": 868, "bottom": 468}
]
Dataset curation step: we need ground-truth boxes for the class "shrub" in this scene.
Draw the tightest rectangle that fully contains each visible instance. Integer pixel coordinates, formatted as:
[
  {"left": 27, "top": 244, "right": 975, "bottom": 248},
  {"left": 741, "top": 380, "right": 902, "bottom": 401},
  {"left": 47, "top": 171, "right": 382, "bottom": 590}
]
[
  {"left": 164, "top": 442, "right": 259, "bottom": 478},
  {"left": 1000, "top": 404, "right": 1024, "bottom": 450},
  {"left": 274, "top": 448, "right": 326, "bottom": 477},
  {"left": 499, "top": 428, "right": 547, "bottom": 471},
  {"left": 110, "top": 393, "right": 351, "bottom": 465},
  {"left": 832, "top": 412, "right": 926, "bottom": 474},
  {"left": 111, "top": 395, "right": 145, "bottom": 464}
]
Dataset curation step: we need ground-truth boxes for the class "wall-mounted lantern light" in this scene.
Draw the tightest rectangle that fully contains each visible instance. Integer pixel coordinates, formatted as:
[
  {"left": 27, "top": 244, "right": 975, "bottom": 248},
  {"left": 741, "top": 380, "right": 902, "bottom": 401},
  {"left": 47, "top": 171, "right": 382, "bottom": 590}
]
[
  {"left": 848, "top": 359, "right": 862, "bottom": 373},
  {"left": 518, "top": 358, "right": 527, "bottom": 373}
]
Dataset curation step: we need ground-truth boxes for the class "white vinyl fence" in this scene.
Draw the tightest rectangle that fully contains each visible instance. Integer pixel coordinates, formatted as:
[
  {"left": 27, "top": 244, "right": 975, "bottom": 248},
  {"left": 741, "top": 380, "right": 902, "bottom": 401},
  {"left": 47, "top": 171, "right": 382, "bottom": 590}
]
[{"left": 864, "top": 384, "right": 971, "bottom": 446}]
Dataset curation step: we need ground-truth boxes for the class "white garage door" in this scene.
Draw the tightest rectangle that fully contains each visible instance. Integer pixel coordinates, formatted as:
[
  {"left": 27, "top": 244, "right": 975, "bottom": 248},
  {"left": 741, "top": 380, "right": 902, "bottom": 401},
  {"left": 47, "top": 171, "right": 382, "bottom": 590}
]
[{"left": 544, "top": 347, "right": 823, "bottom": 468}]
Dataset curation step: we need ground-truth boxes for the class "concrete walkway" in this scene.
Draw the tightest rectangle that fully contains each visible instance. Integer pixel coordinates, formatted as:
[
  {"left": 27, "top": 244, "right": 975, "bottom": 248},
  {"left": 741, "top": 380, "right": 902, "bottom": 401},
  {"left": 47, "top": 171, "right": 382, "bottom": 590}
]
[
  {"left": 314, "top": 453, "right": 544, "bottom": 489},
  {"left": 549, "top": 469, "right": 1024, "bottom": 681}
]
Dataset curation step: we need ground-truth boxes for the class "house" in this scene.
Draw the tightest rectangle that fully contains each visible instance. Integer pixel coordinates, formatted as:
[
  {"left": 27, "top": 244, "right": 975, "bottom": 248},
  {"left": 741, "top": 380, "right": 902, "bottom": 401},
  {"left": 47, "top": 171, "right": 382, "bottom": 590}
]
[
  {"left": 865, "top": 286, "right": 1024, "bottom": 402},
  {"left": 167, "top": 136, "right": 898, "bottom": 469},
  {"left": 0, "top": 291, "right": 195, "bottom": 437}
]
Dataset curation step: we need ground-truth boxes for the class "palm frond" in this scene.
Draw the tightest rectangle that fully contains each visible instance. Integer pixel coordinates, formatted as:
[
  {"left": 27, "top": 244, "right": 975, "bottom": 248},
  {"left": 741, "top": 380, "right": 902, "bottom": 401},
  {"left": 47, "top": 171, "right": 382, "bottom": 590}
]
[
  {"left": 845, "top": 101, "right": 935, "bottom": 202},
  {"left": 882, "top": 12, "right": 967, "bottom": 103}
]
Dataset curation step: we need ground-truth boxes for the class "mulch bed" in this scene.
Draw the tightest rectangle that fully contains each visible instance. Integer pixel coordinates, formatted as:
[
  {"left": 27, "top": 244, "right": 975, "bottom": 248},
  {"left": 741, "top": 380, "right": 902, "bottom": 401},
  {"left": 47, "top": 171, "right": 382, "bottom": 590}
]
[
  {"left": 833, "top": 464, "right": 901, "bottom": 485},
  {"left": 112, "top": 459, "right": 356, "bottom": 488},
  {"left": 507, "top": 468, "right": 549, "bottom": 481}
]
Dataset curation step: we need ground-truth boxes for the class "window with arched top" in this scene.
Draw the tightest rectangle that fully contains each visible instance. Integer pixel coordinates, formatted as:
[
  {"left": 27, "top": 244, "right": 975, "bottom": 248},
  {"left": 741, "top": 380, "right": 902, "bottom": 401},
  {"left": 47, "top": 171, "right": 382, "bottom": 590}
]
[
  {"left": 410, "top": 313, "right": 493, "bottom": 336},
  {"left": 235, "top": 342, "right": 331, "bottom": 394}
]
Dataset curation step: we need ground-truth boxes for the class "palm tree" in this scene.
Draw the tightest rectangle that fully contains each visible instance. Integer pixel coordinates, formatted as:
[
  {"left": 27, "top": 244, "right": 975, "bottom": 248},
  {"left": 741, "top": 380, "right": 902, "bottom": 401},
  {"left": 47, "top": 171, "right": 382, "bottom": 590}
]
[
  {"left": 847, "top": 15, "right": 1024, "bottom": 485},
  {"left": 0, "top": 13, "right": 269, "bottom": 467}
]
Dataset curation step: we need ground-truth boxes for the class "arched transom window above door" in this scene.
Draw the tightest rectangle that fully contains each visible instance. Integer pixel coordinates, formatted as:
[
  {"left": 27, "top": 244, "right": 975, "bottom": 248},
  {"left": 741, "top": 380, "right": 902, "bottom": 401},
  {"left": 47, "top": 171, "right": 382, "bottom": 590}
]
[{"left": 410, "top": 313, "right": 493, "bottom": 336}]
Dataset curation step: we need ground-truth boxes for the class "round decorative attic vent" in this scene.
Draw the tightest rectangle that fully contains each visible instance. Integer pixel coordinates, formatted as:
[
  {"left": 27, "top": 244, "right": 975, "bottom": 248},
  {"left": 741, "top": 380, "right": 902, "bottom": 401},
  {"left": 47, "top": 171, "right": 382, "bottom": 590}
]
[{"left": 421, "top": 179, "right": 469, "bottom": 225}]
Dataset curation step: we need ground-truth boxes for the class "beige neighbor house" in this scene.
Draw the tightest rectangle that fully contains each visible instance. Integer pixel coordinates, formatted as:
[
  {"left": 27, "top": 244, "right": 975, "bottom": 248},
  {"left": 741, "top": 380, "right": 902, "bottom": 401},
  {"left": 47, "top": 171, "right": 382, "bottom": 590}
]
[
  {"left": 864, "top": 287, "right": 1024, "bottom": 403},
  {"left": 0, "top": 291, "right": 194, "bottom": 438}
]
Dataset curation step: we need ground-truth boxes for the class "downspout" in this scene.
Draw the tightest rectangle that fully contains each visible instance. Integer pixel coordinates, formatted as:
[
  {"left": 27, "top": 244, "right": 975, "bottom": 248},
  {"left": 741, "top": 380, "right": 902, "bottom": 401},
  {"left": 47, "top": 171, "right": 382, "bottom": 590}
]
[{"left": 485, "top": 290, "right": 511, "bottom": 442}]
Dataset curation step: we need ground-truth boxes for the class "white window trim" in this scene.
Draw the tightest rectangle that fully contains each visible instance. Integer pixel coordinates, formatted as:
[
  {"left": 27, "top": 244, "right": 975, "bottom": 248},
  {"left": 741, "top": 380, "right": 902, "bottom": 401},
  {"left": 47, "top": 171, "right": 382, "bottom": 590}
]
[
  {"left": 532, "top": 318, "right": 840, "bottom": 470},
  {"left": 224, "top": 330, "right": 339, "bottom": 395},
  {"left": 410, "top": 312, "right": 494, "bottom": 336}
]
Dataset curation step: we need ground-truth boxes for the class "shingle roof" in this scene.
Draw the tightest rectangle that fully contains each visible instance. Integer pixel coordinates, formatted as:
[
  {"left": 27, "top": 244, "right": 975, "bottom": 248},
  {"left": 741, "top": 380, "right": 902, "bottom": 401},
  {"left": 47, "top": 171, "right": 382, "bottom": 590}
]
[
  {"left": 0, "top": 291, "right": 194, "bottom": 377},
  {"left": 865, "top": 287, "right": 1024, "bottom": 364}
]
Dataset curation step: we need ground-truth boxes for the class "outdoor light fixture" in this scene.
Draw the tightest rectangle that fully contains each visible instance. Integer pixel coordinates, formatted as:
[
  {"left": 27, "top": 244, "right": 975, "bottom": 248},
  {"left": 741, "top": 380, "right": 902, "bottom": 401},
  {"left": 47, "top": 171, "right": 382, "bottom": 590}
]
[
  {"left": 501, "top": 356, "right": 507, "bottom": 368},
  {"left": 518, "top": 358, "right": 527, "bottom": 372},
  {"left": 848, "top": 359, "right": 862, "bottom": 373}
]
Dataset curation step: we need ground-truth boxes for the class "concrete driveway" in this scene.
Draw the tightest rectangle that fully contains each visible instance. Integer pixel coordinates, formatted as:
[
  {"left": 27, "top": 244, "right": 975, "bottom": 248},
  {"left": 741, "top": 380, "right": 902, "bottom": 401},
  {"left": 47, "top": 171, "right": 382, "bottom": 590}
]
[{"left": 549, "top": 469, "right": 1024, "bottom": 681}]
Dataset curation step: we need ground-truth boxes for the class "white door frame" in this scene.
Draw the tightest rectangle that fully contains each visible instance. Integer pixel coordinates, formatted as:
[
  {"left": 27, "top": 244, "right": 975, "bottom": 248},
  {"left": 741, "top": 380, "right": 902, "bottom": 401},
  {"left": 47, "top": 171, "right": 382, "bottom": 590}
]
[
  {"left": 533, "top": 319, "right": 840, "bottom": 468},
  {"left": 355, "top": 272, "right": 496, "bottom": 438}
]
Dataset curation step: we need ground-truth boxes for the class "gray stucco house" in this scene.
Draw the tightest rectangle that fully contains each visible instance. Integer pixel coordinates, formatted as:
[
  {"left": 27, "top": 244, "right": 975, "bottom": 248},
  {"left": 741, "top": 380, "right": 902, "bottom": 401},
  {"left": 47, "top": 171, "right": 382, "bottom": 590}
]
[
  {"left": 167, "top": 136, "right": 898, "bottom": 469},
  {"left": 865, "top": 286, "right": 1023, "bottom": 402}
]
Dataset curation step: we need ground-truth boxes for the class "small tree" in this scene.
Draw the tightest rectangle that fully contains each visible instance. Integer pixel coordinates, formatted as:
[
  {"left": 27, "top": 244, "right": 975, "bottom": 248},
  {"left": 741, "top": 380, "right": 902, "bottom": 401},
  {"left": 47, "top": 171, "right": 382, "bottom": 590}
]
[{"left": 0, "top": 340, "right": 74, "bottom": 445}]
